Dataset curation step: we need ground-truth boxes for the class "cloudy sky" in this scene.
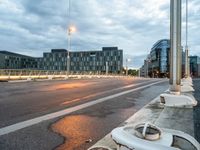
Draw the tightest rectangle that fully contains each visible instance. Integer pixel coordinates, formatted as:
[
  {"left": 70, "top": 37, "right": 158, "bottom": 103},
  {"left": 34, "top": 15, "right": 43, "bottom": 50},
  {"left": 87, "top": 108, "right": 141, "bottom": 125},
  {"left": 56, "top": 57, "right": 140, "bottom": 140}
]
[{"left": 0, "top": 0, "right": 199, "bottom": 68}]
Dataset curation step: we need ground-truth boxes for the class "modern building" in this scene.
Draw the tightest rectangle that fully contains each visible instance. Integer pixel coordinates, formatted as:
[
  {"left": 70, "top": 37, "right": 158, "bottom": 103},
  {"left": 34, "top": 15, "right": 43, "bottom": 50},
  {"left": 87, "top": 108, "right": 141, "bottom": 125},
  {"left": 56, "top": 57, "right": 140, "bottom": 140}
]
[
  {"left": 139, "top": 64, "right": 146, "bottom": 77},
  {"left": 190, "top": 56, "right": 200, "bottom": 77},
  {"left": 42, "top": 47, "right": 123, "bottom": 74},
  {"left": 146, "top": 39, "right": 170, "bottom": 77},
  {"left": 141, "top": 39, "right": 195, "bottom": 78},
  {"left": 0, "top": 51, "right": 38, "bottom": 69},
  {"left": 42, "top": 49, "right": 68, "bottom": 71}
]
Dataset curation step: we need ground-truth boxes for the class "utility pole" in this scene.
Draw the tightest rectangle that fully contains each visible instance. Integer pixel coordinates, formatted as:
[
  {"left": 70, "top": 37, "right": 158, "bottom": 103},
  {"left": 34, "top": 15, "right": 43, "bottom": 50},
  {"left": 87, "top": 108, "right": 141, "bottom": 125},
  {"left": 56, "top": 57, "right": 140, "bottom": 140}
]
[{"left": 169, "top": 0, "right": 182, "bottom": 94}]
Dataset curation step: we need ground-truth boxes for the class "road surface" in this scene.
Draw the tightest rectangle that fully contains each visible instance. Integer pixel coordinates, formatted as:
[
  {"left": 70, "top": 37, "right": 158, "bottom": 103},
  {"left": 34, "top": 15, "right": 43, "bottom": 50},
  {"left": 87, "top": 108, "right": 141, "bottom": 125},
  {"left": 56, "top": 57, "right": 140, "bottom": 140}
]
[{"left": 0, "top": 77, "right": 168, "bottom": 150}]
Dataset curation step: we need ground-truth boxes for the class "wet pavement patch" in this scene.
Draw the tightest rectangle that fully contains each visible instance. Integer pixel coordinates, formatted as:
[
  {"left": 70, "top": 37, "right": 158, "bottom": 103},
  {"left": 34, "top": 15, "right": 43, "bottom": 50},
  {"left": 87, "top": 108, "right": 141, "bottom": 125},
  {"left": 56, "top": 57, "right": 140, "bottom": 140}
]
[{"left": 51, "top": 106, "right": 137, "bottom": 150}]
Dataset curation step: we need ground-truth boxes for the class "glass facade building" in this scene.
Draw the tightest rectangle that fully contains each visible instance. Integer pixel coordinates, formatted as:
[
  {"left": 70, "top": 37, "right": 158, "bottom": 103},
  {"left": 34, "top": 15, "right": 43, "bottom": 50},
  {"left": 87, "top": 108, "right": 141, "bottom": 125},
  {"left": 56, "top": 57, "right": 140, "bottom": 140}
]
[
  {"left": 142, "top": 39, "right": 190, "bottom": 78},
  {"left": 149, "top": 39, "right": 170, "bottom": 77},
  {"left": 41, "top": 47, "right": 123, "bottom": 74}
]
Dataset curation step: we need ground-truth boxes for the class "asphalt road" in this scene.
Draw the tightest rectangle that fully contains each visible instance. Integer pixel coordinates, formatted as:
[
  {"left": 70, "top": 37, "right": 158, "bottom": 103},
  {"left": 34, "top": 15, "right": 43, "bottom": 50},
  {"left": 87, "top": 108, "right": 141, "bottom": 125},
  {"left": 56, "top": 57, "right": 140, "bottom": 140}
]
[{"left": 0, "top": 77, "right": 169, "bottom": 150}]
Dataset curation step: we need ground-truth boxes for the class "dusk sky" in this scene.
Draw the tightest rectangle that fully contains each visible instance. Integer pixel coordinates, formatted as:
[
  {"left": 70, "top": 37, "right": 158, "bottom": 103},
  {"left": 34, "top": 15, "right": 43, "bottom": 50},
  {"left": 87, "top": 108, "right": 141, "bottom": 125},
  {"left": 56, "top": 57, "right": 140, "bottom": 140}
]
[{"left": 0, "top": 0, "right": 199, "bottom": 68}]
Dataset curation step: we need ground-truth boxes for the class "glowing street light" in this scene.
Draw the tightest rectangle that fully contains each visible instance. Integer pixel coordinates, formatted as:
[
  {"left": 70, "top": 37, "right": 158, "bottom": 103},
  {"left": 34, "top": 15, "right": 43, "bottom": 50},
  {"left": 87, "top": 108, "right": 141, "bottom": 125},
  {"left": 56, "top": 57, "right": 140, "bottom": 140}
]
[{"left": 68, "top": 26, "right": 76, "bottom": 33}]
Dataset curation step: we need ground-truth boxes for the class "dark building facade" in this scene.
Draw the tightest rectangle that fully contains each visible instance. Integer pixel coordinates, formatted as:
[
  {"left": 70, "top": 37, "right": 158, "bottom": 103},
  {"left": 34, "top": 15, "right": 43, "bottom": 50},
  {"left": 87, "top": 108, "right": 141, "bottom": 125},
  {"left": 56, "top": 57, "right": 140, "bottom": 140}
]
[
  {"left": 42, "top": 47, "right": 123, "bottom": 74},
  {"left": 0, "top": 47, "right": 123, "bottom": 74},
  {"left": 0, "top": 51, "right": 38, "bottom": 69},
  {"left": 42, "top": 49, "right": 68, "bottom": 70}
]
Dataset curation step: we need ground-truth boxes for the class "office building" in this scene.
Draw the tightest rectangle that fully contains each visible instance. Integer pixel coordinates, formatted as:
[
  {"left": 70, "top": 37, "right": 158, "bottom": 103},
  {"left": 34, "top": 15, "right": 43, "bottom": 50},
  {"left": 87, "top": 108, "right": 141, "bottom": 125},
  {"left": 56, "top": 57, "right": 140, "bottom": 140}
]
[
  {"left": 0, "top": 51, "right": 37, "bottom": 69},
  {"left": 0, "top": 47, "right": 123, "bottom": 74},
  {"left": 148, "top": 39, "right": 170, "bottom": 77},
  {"left": 42, "top": 49, "right": 68, "bottom": 70},
  {"left": 42, "top": 47, "right": 123, "bottom": 74},
  {"left": 142, "top": 39, "right": 195, "bottom": 78}
]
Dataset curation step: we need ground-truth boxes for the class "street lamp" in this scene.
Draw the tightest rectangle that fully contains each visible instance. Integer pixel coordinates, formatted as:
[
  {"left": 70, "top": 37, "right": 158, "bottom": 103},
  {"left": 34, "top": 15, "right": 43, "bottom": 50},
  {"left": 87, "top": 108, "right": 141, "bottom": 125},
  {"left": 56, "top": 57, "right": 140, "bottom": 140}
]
[
  {"left": 185, "top": 0, "right": 190, "bottom": 78},
  {"left": 126, "top": 58, "right": 131, "bottom": 76},
  {"left": 146, "top": 59, "right": 151, "bottom": 78},
  {"left": 152, "top": 64, "right": 154, "bottom": 78},
  {"left": 169, "top": 0, "right": 182, "bottom": 94},
  {"left": 67, "top": 25, "right": 76, "bottom": 75}
]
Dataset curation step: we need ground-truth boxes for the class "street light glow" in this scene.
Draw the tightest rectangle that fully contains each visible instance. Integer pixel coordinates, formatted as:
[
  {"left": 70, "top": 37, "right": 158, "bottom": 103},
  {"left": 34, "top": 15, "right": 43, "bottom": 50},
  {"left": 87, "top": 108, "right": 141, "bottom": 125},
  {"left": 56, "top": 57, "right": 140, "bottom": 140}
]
[{"left": 68, "top": 25, "right": 76, "bottom": 34}]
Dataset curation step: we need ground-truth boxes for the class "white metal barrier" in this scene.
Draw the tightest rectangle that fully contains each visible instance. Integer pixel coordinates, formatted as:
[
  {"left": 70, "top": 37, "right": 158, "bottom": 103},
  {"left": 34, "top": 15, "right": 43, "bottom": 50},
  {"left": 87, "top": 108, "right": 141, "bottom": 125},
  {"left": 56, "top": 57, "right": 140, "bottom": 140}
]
[{"left": 0, "top": 69, "right": 134, "bottom": 81}]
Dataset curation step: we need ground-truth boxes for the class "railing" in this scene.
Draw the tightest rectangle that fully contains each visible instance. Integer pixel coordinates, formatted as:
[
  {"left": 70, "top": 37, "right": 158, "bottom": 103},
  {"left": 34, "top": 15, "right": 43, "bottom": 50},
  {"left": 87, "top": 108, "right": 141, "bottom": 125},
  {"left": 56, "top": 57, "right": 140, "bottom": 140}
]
[{"left": 0, "top": 69, "right": 133, "bottom": 81}]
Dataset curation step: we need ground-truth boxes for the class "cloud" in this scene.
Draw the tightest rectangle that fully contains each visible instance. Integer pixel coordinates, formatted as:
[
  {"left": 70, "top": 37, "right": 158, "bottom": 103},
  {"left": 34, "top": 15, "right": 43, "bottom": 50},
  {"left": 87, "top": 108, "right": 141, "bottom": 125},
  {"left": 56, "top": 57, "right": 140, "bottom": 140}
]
[{"left": 0, "top": 0, "right": 199, "bottom": 68}]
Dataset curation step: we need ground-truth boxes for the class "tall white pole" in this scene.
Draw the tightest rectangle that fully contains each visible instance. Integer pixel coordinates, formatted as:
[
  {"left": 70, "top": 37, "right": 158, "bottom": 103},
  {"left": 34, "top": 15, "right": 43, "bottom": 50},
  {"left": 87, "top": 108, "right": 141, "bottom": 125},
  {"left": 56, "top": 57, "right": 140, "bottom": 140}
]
[
  {"left": 67, "top": 0, "right": 71, "bottom": 75},
  {"left": 67, "top": 29, "right": 71, "bottom": 75},
  {"left": 185, "top": 0, "right": 190, "bottom": 77},
  {"left": 169, "top": 0, "right": 182, "bottom": 94}
]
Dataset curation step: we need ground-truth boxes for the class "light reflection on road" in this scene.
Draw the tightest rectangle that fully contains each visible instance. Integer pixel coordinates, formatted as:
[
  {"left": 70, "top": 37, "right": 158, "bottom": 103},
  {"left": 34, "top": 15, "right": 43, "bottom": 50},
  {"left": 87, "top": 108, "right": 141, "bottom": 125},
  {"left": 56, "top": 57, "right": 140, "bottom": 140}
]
[
  {"left": 46, "top": 83, "right": 93, "bottom": 91},
  {"left": 52, "top": 108, "right": 137, "bottom": 150},
  {"left": 52, "top": 115, "right": 98, "bottom": 150}
]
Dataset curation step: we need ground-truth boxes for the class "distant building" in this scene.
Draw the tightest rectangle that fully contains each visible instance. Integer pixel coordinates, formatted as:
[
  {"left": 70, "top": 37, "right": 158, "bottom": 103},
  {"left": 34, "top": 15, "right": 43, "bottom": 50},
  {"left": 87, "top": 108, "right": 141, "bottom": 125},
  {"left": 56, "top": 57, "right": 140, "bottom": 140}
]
[
  {"left": 149, "top": 39, "right": 170, "bottom": 77},
  {"left": 42, "top": 47, "right": 123, "bottom": 74},
  {"left": 142, "top": 39, "right": 187, "bottom": 78},
  {"left": 190, "top": 56, "right": 200, "bottom": 77},
  {"left": 0, "top": 47, "right": 123, "bottom": 74},
  {"left": 42, "top": 49, "right": 68, "bottom": 70},
  {"left": 139, "top": 65, "right": 146, "bottom": 77},
  {"left": 0, "top": 51, "right": 37, "bottom": 69}
]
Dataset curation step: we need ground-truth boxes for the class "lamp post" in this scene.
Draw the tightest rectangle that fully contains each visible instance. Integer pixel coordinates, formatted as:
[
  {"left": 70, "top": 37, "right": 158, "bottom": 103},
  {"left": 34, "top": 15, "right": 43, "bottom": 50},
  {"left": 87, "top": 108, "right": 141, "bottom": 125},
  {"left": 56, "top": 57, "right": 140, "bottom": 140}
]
[
  {"left": 67, "top": 26, "right": 76, "bottom": 75},
  {"left": 146, "top": 59, "right": 151, "bottom": 78},
  {"left": 185, "top": 0, "right": 190, "bottom": 78},
  {"left": 126, "top": 58, "right": 131, "bottom": 76},
  {"left": 169, "top": 0, "right": 182, "bottom": 94},
  {"left": 152, "top": 65, "right": 154, "bottom": 78}
]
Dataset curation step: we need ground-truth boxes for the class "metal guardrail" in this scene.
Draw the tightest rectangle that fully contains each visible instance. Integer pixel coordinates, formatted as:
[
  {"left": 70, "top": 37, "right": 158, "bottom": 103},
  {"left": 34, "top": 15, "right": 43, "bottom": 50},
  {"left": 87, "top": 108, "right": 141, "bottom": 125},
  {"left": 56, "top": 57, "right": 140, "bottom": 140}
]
[{"left": 0, "top": 69, "right": 134, "bottom": 81}]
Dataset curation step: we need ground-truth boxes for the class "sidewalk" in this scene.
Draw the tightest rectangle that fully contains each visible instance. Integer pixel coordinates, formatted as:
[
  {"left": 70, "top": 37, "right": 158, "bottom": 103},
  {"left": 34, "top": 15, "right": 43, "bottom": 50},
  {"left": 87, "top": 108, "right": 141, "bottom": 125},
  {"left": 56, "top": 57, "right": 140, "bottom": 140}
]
[
  {"left": 193, "top": 79, "right": 200, "bottom": 143},
  {"left": 89, "top": 79, "right": 200, "bottom": 150}
]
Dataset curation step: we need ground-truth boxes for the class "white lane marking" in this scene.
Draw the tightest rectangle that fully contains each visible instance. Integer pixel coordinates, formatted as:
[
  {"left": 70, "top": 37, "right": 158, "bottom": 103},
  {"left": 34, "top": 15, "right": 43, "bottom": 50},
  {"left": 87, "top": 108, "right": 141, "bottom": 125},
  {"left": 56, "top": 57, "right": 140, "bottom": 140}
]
[
  {"left": 0, "top": 80, "right": 166, "bottom": 136},
  {"left": 61, "top": 80, "right": 155, "bottom": 105}
]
